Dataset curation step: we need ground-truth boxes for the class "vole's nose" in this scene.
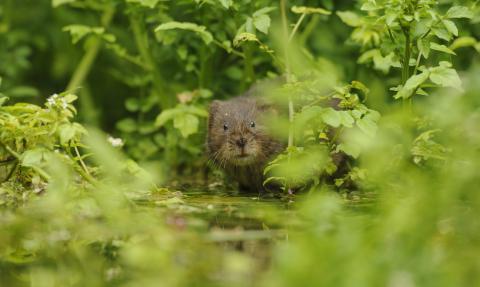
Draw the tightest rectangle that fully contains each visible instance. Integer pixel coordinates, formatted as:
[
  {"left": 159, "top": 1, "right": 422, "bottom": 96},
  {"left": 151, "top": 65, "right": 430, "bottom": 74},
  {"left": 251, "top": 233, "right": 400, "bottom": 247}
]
[{"left": 236, "top": 137, "right": 246, "bottom": 148}]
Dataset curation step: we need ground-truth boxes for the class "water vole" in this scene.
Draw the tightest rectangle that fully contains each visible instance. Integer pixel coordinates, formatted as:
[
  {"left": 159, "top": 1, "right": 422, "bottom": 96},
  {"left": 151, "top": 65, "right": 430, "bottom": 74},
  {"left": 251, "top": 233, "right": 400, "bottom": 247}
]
[{"left": 206, "top": 97, "right": 284, "bottom": 192}]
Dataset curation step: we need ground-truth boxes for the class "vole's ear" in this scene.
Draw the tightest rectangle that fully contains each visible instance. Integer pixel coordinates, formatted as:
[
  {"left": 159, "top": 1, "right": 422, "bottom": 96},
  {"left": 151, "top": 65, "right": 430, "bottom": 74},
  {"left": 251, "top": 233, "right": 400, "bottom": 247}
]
[
  {"left": 208, "top": 100, "right": 223, "bottom": 128},
  {"left": 209, "top": 100, "right": 223, "bottom": 113},
  {"left": 256, "top": 101, "right": 278, "bottom": 114},
  {"left": 256, "top": 101, "right": 281, "bottom": 121},
  {"left": 256, "top": 102, "right": 271, "bottom": 111}
]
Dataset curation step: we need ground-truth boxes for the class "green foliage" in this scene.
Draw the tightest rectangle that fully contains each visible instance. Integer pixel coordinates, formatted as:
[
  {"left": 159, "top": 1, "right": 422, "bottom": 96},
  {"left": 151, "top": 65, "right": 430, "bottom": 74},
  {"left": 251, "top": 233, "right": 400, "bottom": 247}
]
[
  {"left": 155, "top": 21, "right": 214, "bottom": 45},
  {"left": 1, "top": 0, "right": 480, "bottom": 286},
  {"left": 154, "top": 90, "right": 210, "bottom": 138},
  {"left": 338, "top": 0, "right": 478, "bottom": 100},
  {"left": 263, "top": 79, "right": 380, "bottom": 190},
  {"left": 0, "top": 93, "right": 90, "bottom": 200}
]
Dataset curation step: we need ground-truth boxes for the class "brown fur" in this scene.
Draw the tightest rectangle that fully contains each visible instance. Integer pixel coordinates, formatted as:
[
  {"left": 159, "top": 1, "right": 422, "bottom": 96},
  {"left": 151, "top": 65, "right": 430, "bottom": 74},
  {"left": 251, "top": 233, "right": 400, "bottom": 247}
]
[{"left": 207, "top": 97, "right": 283, "bottom": 192}]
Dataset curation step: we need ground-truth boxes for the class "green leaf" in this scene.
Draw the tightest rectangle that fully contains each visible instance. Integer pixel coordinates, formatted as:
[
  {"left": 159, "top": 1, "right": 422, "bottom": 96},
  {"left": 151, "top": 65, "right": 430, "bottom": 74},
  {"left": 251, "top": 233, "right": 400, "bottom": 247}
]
[
  {"left": 357, "top": 118, "right": 377, "bottom": 137},
  {"left": 291, "top": 6, "right": 331, "bottom": 15},
  {"left": 252, "top": 7, "right": 277, "bottom": 17},
  {"left": 185, "top": 105, "right": 208, "bottom": 117},
  {"left": 263, "top": 176, "right": 285, "bottom": 187},
  {"left": 385, "top": 12, "right": 397, "bottom": 26},
  {"left": 351, "top": 81, "right": 370, "bottom": 95},
  {"left": 125, "top": 98, "right": 140, "bottom": 112},
  {"left": 433, "top": 27, "right": 452, "bottom": 41},
  {"left": 405, "top": 72, "right": 431, "bottom": 90},
  {"left": 245, "top": 17, "right": 255, "bottom": 33},
  {"left": 442, "top": 20, "right": 458, "bottom": 37},
  {"left": 52, "top": 0, "right": 76, "bottom": 7},
  {"left": 429, "top": 64, "right": 462, "bottom": 90},
  {"left": 60, "top": 93, "right": 77, "bottom": 105},
  {"left": 155, "top": 109, "right": 179, "bottom": 127},
  {"left": 63, "top": 25, "right": 107, "bottom": 44},
  {"left": 217, "top": 0, "right": 232, "bottom": 9},
  {"left": 233, "top": 32, "right": 259, "bottom": 47},
  {"left": 446, "top": 6, "right": 474, "bottom": 19},
  {"left": 0, "top": 96, "right": 8, "bottom": 106},
  {"left": 321, "top": 108, "right": 341, "bottom": 128},
  {"left": 416, "top": 88, "right": 429, "bottom": 96},
  {"left": 21, "top": 149, "right": 46, "bottom": 167},
  {"left": 173, "top": 114, "right": 199, "bottom": 138},
  {"left": 365, "top": 110, "right": 381, "bottom": 122},
  {"left": 358, "top": 49, "right": 380, "bottom": 64},
  {"left": 417, "top": 38, "right": 430, "bottom": 58},
  {"left": 155, "top": 22, "right": 213, "bottom": 44},
  {"left": 337, "top": 11, "right": 362, "bottom": 27},
  {"left": 253, "top": 14, "right": 271, "bottom": 34},
  {"left": 337, "top": 142, "right": 361, "bottom": 158},
  {"left": 339, "top": 111, "right": 354, "bottom": 128},
  {"left": 116, "top": 118, "right": 137, "bottom": 133},
  {"left": 58, "top": 123, "right": 76, "bottom": 145},
  {"left": 394, "top": 71, "right": 430, "bottom": 100},
  {"left": 373, "top": 52, "right": 396, "bottom": 74},
  {"left": 360, "top": 0, "right": 378, "bottom": 11},
  {"left": 430, "top": 43, "right": 456, "bottom": 55},
  {"left": 450, "top": 37, "right": 477, "bottom": 50},
  {"left": 125, "top": 0, "right": 160, "bottom": 8}
]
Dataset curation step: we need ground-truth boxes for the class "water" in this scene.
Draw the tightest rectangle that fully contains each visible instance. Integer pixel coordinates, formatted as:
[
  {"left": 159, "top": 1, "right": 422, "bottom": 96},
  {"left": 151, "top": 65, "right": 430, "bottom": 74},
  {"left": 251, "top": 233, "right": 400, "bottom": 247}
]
[{"left": 136, "top": 183, "right": 376, "bottom": 244}]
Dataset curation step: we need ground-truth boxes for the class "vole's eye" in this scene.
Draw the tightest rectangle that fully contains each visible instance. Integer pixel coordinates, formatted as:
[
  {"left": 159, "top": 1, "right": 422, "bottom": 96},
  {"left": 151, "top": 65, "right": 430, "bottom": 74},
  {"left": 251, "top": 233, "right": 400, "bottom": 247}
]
[
  {"left": 223, "top": 123, "right": 229, "bottom": 131},
  {"left": 250, "top": 121, "right": 255, "bottom": 128}
]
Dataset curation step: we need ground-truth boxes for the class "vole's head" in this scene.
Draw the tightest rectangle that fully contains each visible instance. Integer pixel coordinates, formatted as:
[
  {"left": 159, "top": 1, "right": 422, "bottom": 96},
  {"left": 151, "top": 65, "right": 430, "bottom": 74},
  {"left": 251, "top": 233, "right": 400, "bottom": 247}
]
[{"left": 207, "top": 98, "right": 271, "bottom": 167}]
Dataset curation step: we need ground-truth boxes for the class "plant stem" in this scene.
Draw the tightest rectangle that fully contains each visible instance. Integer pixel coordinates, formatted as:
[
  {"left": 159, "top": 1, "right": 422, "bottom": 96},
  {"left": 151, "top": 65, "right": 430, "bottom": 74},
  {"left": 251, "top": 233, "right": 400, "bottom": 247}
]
[
  {"left": 243, "top": 43, "right": 255, "bottom": 87},
  {"left": 65, "top": 145, "right": 99, "bottom": 186},
  {"left": 288, "top": 13, "right": 306, "bottom": 42},
  {"left": 66, "top": 6, "right": 115, "bottom": 92},
  {"left": 4, "top": 161, "right": 18, "bottom": 182},
  {"left": 0, "top": 142, "right": 50, "bottom": 181},
  {"left": 386, "top": 24, "right": 396, "bottom": 44},
  {"left": 280, "top": 0, "right": 294, "bottom": 148},
  {"left": 402, "top": 27, "right": 411, "bottom": 85},
  {"left": 73, "top": 164, "right": 99, "bottom": 186},
  {"left": 298, "top": 15, "right": 319, "bottom": 45},
  {"left": 74, "top": 146, "right": 91, "bottom": 176},
  {"left": 402, "top": 25, "right": 414, "bottom": 110},
  {"left": 413, "top": 52, "right": 422, "bottom": 77},
  {"left": 130, "top": 13, "right": 173, "bottom": 109},
  {"left": 0, "top": 157, "right": 16, "bottom": 166},
  {"left": 212, "top": 40, "right": 245, "bottom": 58}
]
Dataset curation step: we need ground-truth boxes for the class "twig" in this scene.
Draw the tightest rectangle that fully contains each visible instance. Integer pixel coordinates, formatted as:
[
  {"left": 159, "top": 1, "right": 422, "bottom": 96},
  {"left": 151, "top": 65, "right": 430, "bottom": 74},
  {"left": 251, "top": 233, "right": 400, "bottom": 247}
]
[
  {"left": 212, "top": 39, "right": 245, "bottom": 58},
  {"left": 74, "top": 145, "right": 91, "bottom": 176},
  {"left": 289, "top": 13, "right": 306, "bottom": 42}
]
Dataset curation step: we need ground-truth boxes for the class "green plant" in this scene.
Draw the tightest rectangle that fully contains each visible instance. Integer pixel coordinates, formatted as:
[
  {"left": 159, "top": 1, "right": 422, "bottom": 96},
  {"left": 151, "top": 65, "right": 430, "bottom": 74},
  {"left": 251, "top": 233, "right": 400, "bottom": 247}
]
[
  {"left": 0, "top": 92, "right": 95, "bottom": 191},
  {"left": 1, "top": 1, "right": 480, "bottom": 287},
  {"left": 263, "top": 80, "right": 380, "bottom": 191},
  {"left": 338, "top": 0, "right": 477, "bottom": 102}
]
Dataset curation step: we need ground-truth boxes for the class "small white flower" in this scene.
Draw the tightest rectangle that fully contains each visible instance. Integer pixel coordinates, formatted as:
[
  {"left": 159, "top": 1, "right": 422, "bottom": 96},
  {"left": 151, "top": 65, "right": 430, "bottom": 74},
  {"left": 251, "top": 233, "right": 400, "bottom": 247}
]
[
  {"left": 107, "top": 136, "right": 124, "bottom": 147},
  {"left": 46, "top": 93, "right": 59, "bottom": 107},
  {"left": 61, "top": 98, "right": 68, "bottom": 109}
]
